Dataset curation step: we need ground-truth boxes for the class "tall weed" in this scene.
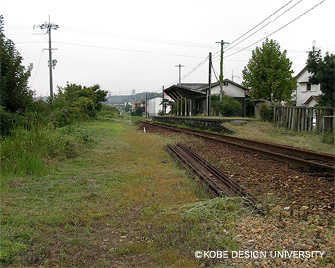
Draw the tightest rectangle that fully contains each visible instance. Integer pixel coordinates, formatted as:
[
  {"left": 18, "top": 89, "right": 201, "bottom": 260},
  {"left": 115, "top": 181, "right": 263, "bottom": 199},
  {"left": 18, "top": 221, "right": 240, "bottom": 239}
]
[{"left": 0, "top": 125, "right": 94, "bottom": 178}]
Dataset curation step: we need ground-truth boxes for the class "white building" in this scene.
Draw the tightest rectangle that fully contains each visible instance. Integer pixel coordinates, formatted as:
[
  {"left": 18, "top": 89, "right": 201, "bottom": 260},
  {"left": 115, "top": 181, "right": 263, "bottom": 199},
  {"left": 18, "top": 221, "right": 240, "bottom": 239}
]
[
  {"left": 147, "top": 97, "right": 171, "bottom": 117},
  {"left": 293, "top": 66, "right": 321, "bottom": 107}
]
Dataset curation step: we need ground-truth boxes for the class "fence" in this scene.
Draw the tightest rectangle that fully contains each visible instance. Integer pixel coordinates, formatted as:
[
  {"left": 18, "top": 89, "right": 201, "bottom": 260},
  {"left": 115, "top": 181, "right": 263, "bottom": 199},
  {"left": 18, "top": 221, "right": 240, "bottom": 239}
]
[{"left": 273, "top": 106, "right": 335, "bottom": 134}]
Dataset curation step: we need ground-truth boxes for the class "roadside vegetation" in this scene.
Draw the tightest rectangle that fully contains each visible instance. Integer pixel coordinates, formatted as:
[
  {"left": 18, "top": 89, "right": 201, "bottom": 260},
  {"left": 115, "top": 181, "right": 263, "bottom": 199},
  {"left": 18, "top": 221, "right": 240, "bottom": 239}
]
[{"left": 0, "top": 119, "right": 248, "bottom": 267}]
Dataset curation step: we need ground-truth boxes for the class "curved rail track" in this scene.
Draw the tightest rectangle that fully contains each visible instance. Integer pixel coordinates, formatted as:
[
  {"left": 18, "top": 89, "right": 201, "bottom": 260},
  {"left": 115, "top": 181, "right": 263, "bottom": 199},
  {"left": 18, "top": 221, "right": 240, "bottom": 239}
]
[{"left": 143, "top": 121, "right": 335, "bottom": 176}]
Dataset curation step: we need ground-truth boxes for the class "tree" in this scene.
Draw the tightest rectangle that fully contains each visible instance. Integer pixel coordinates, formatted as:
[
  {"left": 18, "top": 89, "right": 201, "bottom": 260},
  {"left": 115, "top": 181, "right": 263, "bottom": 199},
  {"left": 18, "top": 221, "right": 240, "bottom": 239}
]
[
  {"left": 307, "top": 50, "right": 335, "bottom": 107},
  {"left": 0, "top": 29, "right": 33, "bottom": 113},
  {"left": 52, "top": 83, "right": 107, "bottom": 125},
  {"left": 242, "top": 39, "right": 296, "bottom": 102},
  {"left": 133, "top": 106, "right": 143, "bottom": 117}
]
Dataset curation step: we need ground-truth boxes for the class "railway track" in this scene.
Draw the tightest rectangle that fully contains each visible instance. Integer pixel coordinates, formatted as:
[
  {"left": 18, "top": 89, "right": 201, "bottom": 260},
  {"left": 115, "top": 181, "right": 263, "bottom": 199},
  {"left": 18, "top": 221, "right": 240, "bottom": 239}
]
[
  {"left": 166, "top": 143, "right": 261, "bottom": 212},
  {"left": 144, "top": 121, "right": 335, "bottom": 176}
]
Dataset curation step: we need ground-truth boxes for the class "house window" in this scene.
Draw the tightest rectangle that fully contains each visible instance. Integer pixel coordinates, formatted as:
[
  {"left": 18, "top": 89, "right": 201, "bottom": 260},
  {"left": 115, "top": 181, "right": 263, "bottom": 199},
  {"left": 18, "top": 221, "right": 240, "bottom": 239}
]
[{"left": 306, "top": 83, "right": 311, "bottom": 91}]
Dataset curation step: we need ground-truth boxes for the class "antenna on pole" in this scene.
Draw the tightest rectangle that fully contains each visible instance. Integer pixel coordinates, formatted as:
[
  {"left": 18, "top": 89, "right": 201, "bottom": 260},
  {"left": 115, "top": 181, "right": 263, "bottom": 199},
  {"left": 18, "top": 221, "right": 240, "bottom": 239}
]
[{"left": 34, "top": 15, "right": 59, "bottom": 101}]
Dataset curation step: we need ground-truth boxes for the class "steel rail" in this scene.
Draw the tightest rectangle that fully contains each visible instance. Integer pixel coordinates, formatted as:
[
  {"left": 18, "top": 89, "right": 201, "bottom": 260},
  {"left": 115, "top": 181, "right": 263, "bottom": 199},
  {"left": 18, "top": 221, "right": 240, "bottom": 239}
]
[
  {"left": 146, "top": 121, "right": 335, "bottom": 176},
  {"left": 177, "top": 144, "right": 259, "bottom": 205},
  {"left": 167, "top": 143, "right": 261, "bottom": 212},
  {"left": 151, "top": 121, "right": 335, "bottom": 163}
]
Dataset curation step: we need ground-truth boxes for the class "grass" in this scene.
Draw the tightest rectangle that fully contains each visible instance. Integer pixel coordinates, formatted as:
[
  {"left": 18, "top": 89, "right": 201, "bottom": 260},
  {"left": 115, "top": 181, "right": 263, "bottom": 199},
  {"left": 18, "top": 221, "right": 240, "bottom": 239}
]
[
  {"left": 0, "top": 119, "right": 247, "bottom": 267},
  {"left": 225, "top": 121, "right": 335, "bottom": 154}
]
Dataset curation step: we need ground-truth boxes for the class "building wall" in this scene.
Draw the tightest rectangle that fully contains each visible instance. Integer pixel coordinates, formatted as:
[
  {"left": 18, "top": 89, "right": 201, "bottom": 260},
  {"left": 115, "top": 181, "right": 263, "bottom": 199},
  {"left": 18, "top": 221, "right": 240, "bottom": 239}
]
[
  {"left": 210, "top": 83, "right": 246, "bottom": 116},
  {"left": 294, "top": 69, "right": 321, "bottom": 107},
  {"left": 211, "top": 83, "right": 245, "bottom": 98},
  {"left": 147, "top": 97, "right": 171, "bottom": 116}
]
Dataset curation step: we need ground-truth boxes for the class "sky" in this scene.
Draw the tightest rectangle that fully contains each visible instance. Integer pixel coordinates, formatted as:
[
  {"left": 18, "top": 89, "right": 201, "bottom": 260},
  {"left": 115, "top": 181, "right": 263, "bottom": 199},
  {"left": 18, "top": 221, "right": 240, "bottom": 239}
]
[{"left": 1, "top": 0, "right": 334, "bottom": 97}]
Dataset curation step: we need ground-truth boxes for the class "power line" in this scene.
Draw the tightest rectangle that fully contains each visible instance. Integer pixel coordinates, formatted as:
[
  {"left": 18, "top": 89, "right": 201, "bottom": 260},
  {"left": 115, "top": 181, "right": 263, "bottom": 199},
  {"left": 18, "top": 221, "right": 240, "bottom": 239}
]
[
  {"left": 53, "top": 41, "right": 204, "bottom": 59},
  {"left": 60, "top": 26, "right": 218, "bottom": 49},
  {"left": 31, "top": 50, "right": 45, "bottom": 89},
  {"left": 223, "top": 0, "right": 305, "bottom": 54},
  {"left": 223, "top": 0, "right": 326, "bottom": 60},
  {"left": 181, "top": 56, "right": 209, "bottom": 80},
  {"left": 225, "top": 0, "right": 295, "bottom": 49}
]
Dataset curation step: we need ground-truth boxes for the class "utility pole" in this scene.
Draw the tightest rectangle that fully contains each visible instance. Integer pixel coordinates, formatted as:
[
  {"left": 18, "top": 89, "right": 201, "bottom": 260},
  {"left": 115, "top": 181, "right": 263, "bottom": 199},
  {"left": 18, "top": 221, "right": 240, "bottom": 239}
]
[
  {"left": 35, "top": 16, "right": 58, "bottom": 101},
  {"left": 162, "top": 85, "right": 165, "bottom": 115},
  {"left": 207, "top": 52, "right": 212, "bottom": 116},
  {"left": 145, "top": 93, "right": 148, "bottom": 118},
  {"left": 175, "top": 64, "right": 185, "bottom": 85},
  {"left": 216, "top": 40, "right": 229, "bottom": 101}
]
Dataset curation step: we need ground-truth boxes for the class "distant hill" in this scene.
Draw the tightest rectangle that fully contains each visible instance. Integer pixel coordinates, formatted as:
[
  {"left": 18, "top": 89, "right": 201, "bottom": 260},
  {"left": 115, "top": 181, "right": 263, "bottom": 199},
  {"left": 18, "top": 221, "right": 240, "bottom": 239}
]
[{"left": 106, "top": 92, "right": 161, "bottom": 104}]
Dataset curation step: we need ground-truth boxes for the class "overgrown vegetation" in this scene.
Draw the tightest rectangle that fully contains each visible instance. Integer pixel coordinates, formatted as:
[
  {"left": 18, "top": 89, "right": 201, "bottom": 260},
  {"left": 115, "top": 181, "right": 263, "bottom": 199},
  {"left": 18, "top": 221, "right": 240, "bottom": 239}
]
[
  {"left": 259, "top": 104, "right": 274, "bottom": 122},
  {"left": 0, "top": 120, "right": 249, "bottom": 267},
  {"left": 0, "top": 124, "right": 95, "bottom": 178},
  {"left": 211, "top": 94, "right": 242, "bottom": 116}
]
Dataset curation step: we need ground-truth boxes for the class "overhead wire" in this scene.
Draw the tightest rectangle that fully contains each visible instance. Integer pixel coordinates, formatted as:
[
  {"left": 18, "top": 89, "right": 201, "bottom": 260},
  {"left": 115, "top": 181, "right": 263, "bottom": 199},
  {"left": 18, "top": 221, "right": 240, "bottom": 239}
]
[
  {"left": 212, "top": 0, "right": 304, "bottom": 61},
  {"left": 180, "top": 55, "right": 209, "bottom": 80},
  {"left": 30, "top": 50, "right": 45, "bottom": 89},
  {"left": 53, "top": 41, "right": 205, "bottom": 58},
  {"left": 180, "top": 0, "right": 307, "bottom": 87},
  {"left": 21, "top": 33, "right": 47, "bottom": 55},
  {"left": 223, "top": 0, "right": 326, "bottom": 60},
  {"left": 224, "top": 0, "right": 295, "bottom": 50},
  {"left": 60, "top": 26, "right": 218, "bottom": 49},
  {"left": 222, "top": 0, "right": 305, "bottom": 55},
  {"left": 165, "top": 0, "right": 325, "bottom": 89}
]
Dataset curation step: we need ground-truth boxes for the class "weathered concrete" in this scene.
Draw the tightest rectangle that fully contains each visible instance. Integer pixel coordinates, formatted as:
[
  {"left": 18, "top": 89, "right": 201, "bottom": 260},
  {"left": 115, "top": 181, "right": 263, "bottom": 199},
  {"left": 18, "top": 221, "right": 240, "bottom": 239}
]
[{"left": 152, "top": 116, "right": 255, "bottom": 133}]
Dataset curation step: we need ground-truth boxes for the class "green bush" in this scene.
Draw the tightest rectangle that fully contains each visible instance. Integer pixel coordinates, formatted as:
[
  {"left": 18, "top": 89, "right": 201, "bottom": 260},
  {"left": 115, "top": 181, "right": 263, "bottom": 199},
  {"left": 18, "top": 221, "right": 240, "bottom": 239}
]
[
  {"left": 212, "top": 95, "right": 242, "bottom": 116},
  {"left": 0, "top": 106, "right": 25, "bottom": 136},
  {"left": 132, "top": 106, "right": 144, "bottom": 117},
  {"left": 259, "top": 104, "right": 273, "bottom": 122}
]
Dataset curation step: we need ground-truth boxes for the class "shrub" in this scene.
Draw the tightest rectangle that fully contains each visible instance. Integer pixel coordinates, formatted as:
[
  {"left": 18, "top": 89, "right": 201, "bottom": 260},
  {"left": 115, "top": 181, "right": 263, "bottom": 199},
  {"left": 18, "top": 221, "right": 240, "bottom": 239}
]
[
  {"left": 132, "top": 106, "right": 144, "bottom": 117},
  {"left": 0, "top": 106, "right": 25, "bottom": 136},
  {"left": 259, "top": 104, "right": 273, "bottom": 122},
  {"left": 212, "top": 95, "right": 242, "bottom": 117}
]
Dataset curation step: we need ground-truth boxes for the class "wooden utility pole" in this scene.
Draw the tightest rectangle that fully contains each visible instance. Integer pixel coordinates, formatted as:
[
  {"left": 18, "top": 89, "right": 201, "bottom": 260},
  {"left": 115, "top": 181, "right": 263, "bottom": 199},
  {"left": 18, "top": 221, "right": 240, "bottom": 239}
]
[
  {"left": 175, "top": 64, "right": 185, "bottom": 85},
  {"left": 145, "top": 93, "right": 148, "bottom": 118},
  {"left": 35, "top": 16, "right": 58, "bottom": 101},
  {"left": 216, "top": 40, "right": 229, "bottom": 101},
  {"left": 162, "top": 85, "right": 166, "bottom": 115},
  {"left": 207, "top": 52, "right": 212, "bottom": 116}
]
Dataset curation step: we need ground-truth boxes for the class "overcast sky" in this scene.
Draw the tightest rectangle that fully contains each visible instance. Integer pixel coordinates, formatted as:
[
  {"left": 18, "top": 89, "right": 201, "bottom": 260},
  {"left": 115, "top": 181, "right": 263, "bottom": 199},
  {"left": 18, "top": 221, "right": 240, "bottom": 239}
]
[{"left": 2, "top": 0, "right": 334, "bottom": 97}]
